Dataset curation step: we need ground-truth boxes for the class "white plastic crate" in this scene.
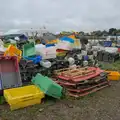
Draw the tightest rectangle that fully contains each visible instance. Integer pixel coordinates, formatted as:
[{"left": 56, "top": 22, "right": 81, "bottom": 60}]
[
  {"left": 39, "top": 47, "right": 56, "bottom": 59},
  {"left": 56, "top": 41, "right": 73, "bottom": 50}
]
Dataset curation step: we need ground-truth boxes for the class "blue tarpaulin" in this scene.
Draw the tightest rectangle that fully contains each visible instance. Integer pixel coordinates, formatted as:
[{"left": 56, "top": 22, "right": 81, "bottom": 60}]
[{"left": 60, "top": 36, "right": 74, "bottom": 43}]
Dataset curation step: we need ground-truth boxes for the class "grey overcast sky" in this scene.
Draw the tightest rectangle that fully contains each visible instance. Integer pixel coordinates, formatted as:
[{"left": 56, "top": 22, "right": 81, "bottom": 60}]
[{"left": 0, "top": 0, "right": 120, "bottom": 32}]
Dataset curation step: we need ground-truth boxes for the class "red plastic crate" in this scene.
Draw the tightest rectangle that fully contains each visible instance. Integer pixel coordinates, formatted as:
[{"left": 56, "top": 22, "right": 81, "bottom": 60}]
[
  {"left": 0, "top": 56, "right": 19, "bottom": 72},
  {"left": 56, "top": 49, "right": 68, "bottom": 52},
  {"left": 118, "top": 48, "right": 120, "bottom": 52}
]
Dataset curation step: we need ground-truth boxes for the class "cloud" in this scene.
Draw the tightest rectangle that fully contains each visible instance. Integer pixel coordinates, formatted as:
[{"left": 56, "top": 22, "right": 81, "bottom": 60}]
[
  {"left": 0, "top": 0, "right": 120, "bottom": 32},
  {"left": 13, "top": 19, "right": 31, "bottom": 26}
]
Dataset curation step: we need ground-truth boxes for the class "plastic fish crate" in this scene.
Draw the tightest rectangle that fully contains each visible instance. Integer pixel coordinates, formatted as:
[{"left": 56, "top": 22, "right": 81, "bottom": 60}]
[
  {"left": 46, "top": 40, "right": 58, "bottom": 44},
  {"left": 24, "top": 55, "right": 42, "bottom": 64},
  {"left": 46, "top": 44, "right": 55, "bottom": 47},
  {"left": 32, "top": 73, "right": 63, "bottom": 99},
  {"left": 0, "top": 56, "right": 19, "bottom": 72},
  {"left": 106, "top": 71, "right": 120, "bottom": 80},
  {"left": 56, "top": 49, "right": 68, "bottom": 57},
  {"left": 0, "top": 72, "right": 22, "bottom": 89},
  {"left": 4, "top": 45, "right": 22, "bottom": 62},
  {"left": 4, "top": 85, "right": 45, "bottom": 110},
  {"left": 23, "top": 42, "right": 36, "bottom": 57}
]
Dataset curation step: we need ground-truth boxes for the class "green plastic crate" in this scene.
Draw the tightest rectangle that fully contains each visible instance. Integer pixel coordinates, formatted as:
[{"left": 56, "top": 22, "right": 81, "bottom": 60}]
[
  {"left": 32, "top": 73, "right": 63, "bottom": 99},
  {"left": 0, "top": 96, "right": 5, "bottom": 104},
  {"left": 23, "top": 42, "right": 36, "bottom": 57}
]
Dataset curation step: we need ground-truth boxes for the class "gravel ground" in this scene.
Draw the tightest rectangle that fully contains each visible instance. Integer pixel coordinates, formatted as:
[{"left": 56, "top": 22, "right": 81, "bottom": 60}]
[{"left": 0, "top": 81, "right": 120, "bottom": 120}]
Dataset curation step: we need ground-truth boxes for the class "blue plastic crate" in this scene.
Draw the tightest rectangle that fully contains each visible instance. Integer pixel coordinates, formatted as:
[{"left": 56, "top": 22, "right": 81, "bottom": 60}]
[
  {"left": 24, "top": 55, "right": 42, "bottom": 64},
  {"left": 60, "top": 36, "right": 74, "bottom": 43},
  {"left": 104, "top": 41, "right": 112, "bottom": 47},
  {"left": 84, "top": 55, "right": 89, "bottom": 61},
  {"left": 46, "top": 44, "right": 55, "bottom": 47}
]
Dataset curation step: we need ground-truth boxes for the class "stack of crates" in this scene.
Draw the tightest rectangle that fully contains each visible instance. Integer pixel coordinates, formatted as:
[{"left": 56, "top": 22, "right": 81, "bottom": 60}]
[
  {"left": 19, "top": 59, "right": 39, "bottom": 83},
  {"left": 97, "top": 50, "right": 119, "bottom": 62},
  {"left": 0, "top": 56, "right": 22, "bottom": 91},
  {"left": 4, "top": 85, "right": 45, "bottom": 110},
  {"left": 54, "top": 67, "right": 110, "bottom": 98}
]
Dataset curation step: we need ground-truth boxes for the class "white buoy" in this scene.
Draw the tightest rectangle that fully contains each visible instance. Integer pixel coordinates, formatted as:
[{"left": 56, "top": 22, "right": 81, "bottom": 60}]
[{"left": 68, "top": 57, "right": 75, "bottom": 65}]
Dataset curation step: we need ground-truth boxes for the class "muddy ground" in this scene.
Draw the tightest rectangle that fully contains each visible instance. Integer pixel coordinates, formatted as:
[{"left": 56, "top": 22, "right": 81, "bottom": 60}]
[{"left": 1, "top": 62, "right": 120, "bottom": 120}]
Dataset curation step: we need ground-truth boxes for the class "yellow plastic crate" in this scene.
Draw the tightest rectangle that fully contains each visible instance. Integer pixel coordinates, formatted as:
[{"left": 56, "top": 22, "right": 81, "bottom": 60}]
[
  {"left": 57, "top": 52, "right": 67, "bottom": 56},
  {"left": 4, "top": 85, "right": 45, "bottom": 110},
  {"left": 106, "top": 71, "right": 120, "bottom": 80},
  {"left": 4, "top": 45, "right": 22, "bottom": 62}
]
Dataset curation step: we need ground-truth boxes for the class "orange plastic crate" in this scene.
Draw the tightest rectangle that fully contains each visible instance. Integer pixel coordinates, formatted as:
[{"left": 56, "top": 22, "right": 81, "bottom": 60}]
[
  {"left": 46, "top": 39, "right": 58, "bottom": 44},
  {"left": 106, "top": 71, "right": 120, "bottom": 80},
  {"left": 4, "top": 45, "right": 22, "bottom": 62}
]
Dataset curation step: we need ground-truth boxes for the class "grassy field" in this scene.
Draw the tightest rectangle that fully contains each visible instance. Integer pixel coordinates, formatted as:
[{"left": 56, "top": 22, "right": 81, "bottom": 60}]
[
  {"left": 100, "top": 61, "right": 120, "bottom": 71},
  {"left": 1, "top": 61, "right": 120, "bottom": 120}
]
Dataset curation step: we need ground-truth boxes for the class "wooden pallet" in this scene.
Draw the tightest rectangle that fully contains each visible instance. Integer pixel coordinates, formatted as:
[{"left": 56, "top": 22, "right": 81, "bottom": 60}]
[
  {"left": 57, "top": 68, "right": 103, "bottom": 83},
  {"left": 61, "top": 69, "right": 96, "bottom": 78},
  {"left": 67, "top": 81, "right": 109, "bottom": 93},
  {"left": 56, "top": 75, "right": 107, "bottom": 87},
  {"left": 54, "top": 66, "right": 88, "bottom": 75},
  {"left": 55, "top": 67, "right": 103, "bottom": 82},
  {"left": 68, "top": 83, "right": 110, "bottom": 98}
]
